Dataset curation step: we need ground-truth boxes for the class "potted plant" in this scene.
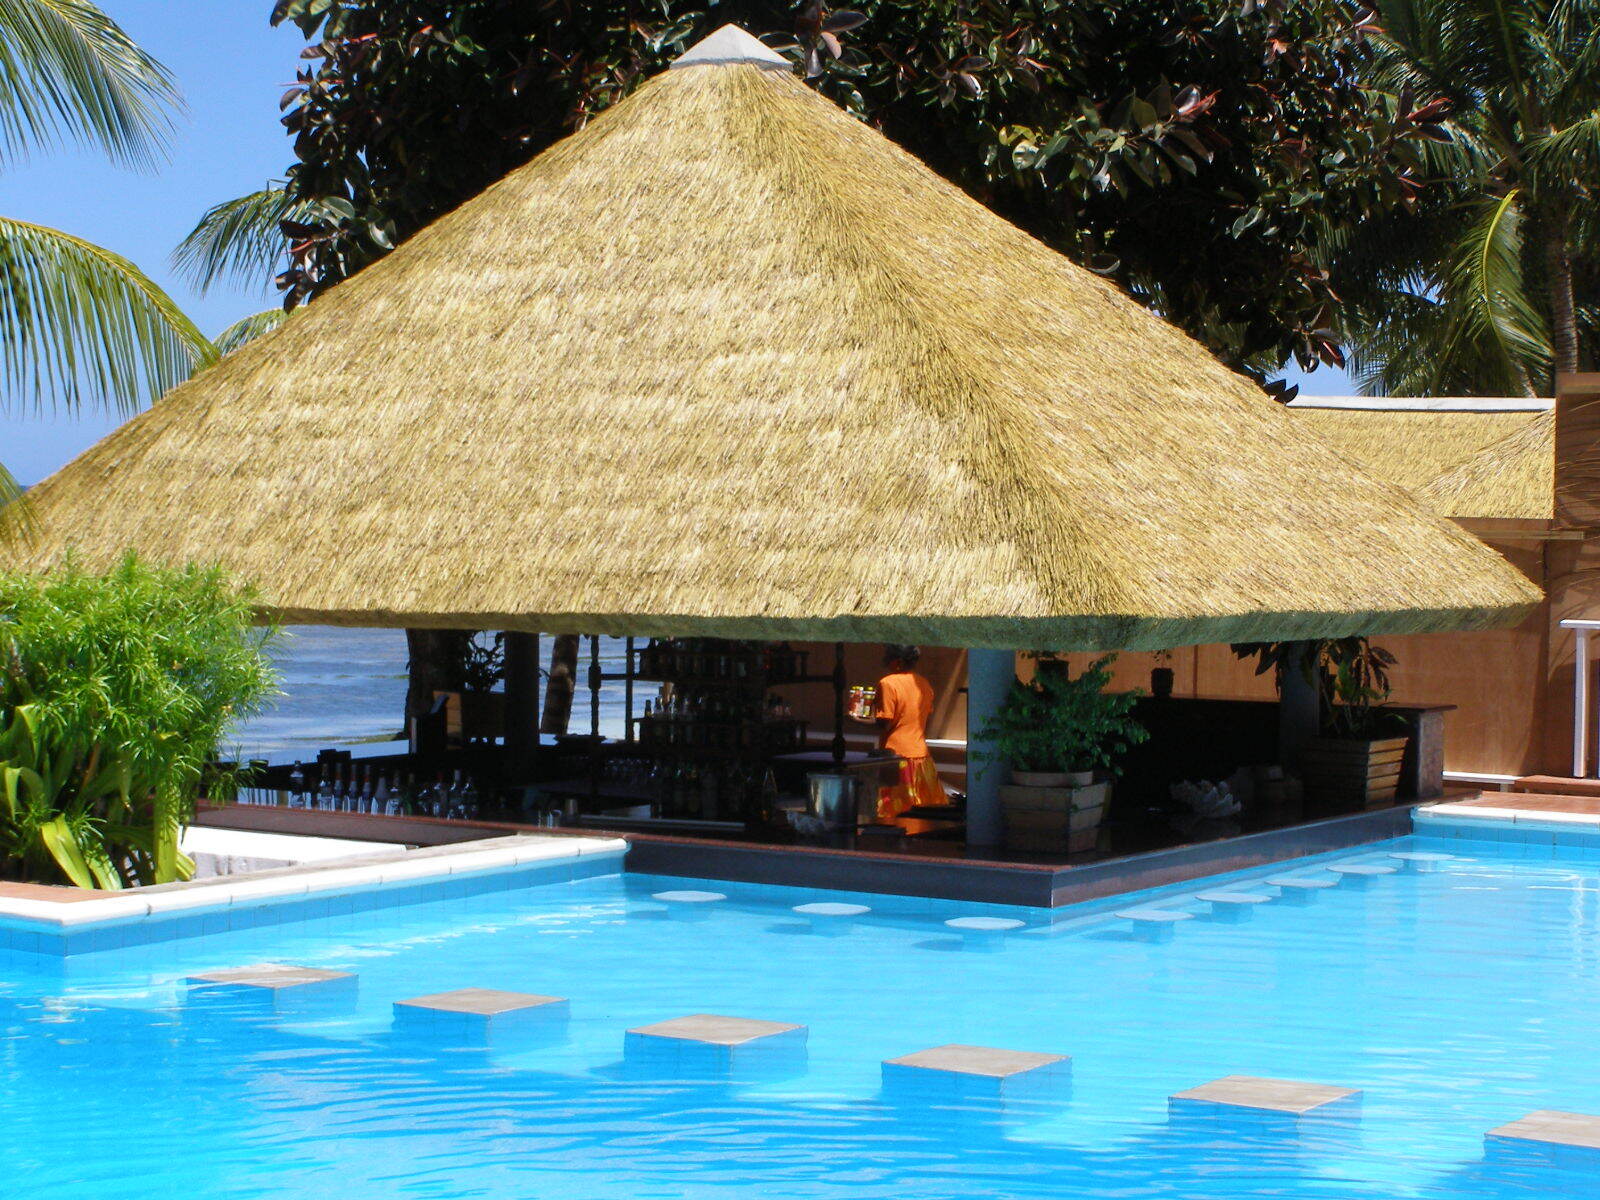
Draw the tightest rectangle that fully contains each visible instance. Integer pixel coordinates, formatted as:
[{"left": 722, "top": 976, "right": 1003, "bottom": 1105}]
[
  {"left": 1150, "top": 649, "right": 1175, "bottom": 699},
  {"left": 975, "top": 654, "right": 1149, "bottom": 852},
  {"left": 432, "top": 632, "right": 507, "bottom": 743},
  {"left": 1235, "top": 638, "right": 1406, "bottom": 814}
]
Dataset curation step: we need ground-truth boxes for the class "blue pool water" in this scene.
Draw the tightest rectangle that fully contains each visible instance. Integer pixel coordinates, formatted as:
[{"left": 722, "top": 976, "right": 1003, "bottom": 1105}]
[{"left": 4, "top": 835, "right": 1600, "bottom": 1198}]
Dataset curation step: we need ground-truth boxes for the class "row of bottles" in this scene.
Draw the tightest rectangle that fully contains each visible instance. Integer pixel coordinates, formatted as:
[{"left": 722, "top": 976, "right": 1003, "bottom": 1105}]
[
  {"left": 637, "top": 686, "right": 805, "bottom": 752},
  {"left": 601, "top": 756, "right": 780, "bottom": 823},
  {"left": 637, "top": 638, "right": 809, "bottom": 683},
  {"left": 238, "top": 763, "right": 488, "bottom": 821}
]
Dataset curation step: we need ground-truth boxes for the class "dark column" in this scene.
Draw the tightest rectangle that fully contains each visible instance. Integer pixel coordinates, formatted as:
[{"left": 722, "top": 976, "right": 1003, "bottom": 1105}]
[
  {"left": 503, "top": 632, "right": 540, "bottom": 783},
  {"left": 1278, "top": 641, "right": 1321, "bottom": 774},
  {"left": 832, "top": 642, "right": 847, "bottom": 767}
]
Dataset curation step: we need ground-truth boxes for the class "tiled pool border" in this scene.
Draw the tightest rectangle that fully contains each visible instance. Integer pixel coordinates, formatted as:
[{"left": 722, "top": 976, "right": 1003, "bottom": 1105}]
[{"left": 0, "top": 834, "right": 626, "bottom": 956}]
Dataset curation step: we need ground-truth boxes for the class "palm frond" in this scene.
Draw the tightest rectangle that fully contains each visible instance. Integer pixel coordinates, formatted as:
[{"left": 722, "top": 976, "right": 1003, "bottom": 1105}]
[
  {"left": 0, "top": 0, "right": 180, "bottom": 168},
  {"left": 0, "top": 215, "right": 216, "bottom": 416},
  {"left": 1452, "top": 189, "right": 1548, "bottom": 387},
  {"left": 172, "top": 186, "right": 302, "bottom": 296},
  {"left": 213, "top": 308, "right": 287, "bottom": 356}
]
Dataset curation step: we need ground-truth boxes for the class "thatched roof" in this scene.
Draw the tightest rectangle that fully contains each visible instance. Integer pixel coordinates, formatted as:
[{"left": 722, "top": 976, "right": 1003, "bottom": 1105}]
[
  {"left": 1288, "top": 398, "right": 1554, "bottom": 520},
  {"left": 17, "top": 28, "right": 1539, "bottom": 649}
]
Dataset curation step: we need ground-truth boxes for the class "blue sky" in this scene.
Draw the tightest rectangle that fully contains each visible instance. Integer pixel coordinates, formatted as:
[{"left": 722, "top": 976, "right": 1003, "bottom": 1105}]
[{"left": 0, "top": 2, "right": 1350, "bottom": 485}]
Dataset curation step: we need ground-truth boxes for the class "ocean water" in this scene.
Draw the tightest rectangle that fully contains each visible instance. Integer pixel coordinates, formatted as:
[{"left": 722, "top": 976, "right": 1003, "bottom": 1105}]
[
  {"left": 1, "top": 836, "right": 1597, "bottom": 1198},
  {"left": 228, "top": 626, "right": 634, "bottom": 760}
]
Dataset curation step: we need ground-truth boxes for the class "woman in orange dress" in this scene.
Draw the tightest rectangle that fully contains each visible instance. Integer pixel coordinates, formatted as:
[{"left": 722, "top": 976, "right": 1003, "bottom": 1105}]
[{"left": 870, "top": 645, "right": 944, "bottom": 821}]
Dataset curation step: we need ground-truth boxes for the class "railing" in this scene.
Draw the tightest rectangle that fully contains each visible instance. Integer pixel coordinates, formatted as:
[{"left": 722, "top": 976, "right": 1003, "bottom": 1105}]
[{"left": 1561, "top": 619, "right": 1600, "bottom": 777}]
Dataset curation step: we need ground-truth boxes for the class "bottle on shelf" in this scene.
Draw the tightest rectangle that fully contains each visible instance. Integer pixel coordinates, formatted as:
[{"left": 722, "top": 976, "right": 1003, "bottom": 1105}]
[{"left": 287, "top": 761, "right": 306, "bottom": 809}]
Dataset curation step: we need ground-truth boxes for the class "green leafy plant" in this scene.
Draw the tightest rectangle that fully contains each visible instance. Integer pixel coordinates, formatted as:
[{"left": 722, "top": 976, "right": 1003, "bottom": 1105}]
[
  {"left": 1232, "top": 638, "right": 1400, "bottom": 738},
  {"left": 975, "top": 653, "right": 1149, "bottom": 776},
  {"left": 0, "top": 555, "right": 279, "bottom": 887}
]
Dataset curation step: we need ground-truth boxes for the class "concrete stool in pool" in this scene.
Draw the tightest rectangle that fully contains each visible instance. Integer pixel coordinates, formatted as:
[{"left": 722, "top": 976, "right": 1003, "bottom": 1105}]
[
  {"left": 945, "top": 916, "right": 1025, "bottom": 948},
  {"left": 1486, "top": 1111, "right": 1600, "bottom": 1165},
  {"left": 1327, "top": 861, "right": 1398, "bottom": 886},
  {"left": 883, "top": 1044, "right": 1071, "bottom": 1108},
  {"left": 1196, "top": 890, "right": 1273, "bottom": 922},
  {"left": 1115, "top": 908, "right": 1193, "bottom": 941},
  {"left": 793, "top": 901, "right": 869, "bottom": 935},
  {"left": 1390, "top": 851, "right": 1456, "bottom": 872},
  {"left": 393, "top": 988, "right": 568, "bottom": 1048},
  {"left": 1266, "top": 874, "right": 1338, "bottom": 903},
  {"left": 186, "top": 964, "right": 356, "bottom": 1014},
  {"left": 652, "top": 890, "right": 726, "bottom": 920},
  {"left": 1170, "top": 1075, "right": 1361, "bottom": 1137},
  {"left": 625, "top": 1014, "right": 807, "bottom": 1081}
]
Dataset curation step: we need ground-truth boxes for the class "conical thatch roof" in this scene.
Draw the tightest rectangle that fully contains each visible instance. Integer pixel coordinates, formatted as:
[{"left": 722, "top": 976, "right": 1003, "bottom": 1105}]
[{"left": 17, "top": 28, "right": 1539, "bottom": 649}]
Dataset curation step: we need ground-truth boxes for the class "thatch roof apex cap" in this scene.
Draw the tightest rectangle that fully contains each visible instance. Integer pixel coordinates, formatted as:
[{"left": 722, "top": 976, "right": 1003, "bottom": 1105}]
[{"left": 671, "top": 25, "right": 791, "bottom": 70}]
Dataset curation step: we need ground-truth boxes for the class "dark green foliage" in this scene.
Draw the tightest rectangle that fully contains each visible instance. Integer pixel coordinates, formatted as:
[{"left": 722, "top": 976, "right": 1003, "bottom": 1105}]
[
  {"left": 265, "top": 0, "right": 1441, "bottom": 377},
  {"left": 975, "top": 653, "right": 1148, "bottom": 775},
  {"left": 0, "top": 556, "right": 279, "bottom": 887}
]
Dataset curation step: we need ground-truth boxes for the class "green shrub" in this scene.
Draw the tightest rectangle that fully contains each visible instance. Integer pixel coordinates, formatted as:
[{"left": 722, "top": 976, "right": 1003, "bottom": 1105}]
[
  {"left": 0, "top": 555, "right": 279, "bottom": 887},
  {"left": 975, "top": 653, "right": 1148, "bottom": 776}
]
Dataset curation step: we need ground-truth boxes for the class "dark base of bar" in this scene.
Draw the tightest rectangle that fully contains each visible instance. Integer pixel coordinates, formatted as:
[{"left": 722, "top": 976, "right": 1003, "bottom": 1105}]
[{"left": 197, "top": 803, "right": 1415, "bottom": 908}]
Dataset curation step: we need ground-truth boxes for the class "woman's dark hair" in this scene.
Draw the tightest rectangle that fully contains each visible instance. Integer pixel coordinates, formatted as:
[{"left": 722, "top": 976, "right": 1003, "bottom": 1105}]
[{"left": 884, "top": 644, "right": 921, "bottom": 667}]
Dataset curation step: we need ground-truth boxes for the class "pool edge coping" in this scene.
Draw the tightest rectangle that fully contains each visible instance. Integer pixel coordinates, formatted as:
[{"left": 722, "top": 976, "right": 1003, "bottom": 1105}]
[{"left": 0, "top": 834, "right": 627, "bottom": 931}]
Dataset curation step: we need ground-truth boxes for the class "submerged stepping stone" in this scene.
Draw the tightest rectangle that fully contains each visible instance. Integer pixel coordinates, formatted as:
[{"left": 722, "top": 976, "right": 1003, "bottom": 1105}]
[
  {"left": 187, "top": 964, "right": 356, "bottom": 1012},
  {"left": 394, "top": 988, "right": 567, "bottom": 1046},
  {"left": 653, "top": 890, "right": 726, "bottom": 904},
  {"left": 945, "top": 916, "right": 1025, "bottom": 933},
  {"left": 1197, "top": 890, "right": 1273, "bottom": 906},
  {"left": 1390, "top": 851, "right": 1456, "bottom": 865},
  {"left": 1171, "top": 1075, "right": 1361, "bottom": 1120},
  {"left": 629, "top": 1013, "right": 803, "bottom": 1047},
  {"left": 625, "top": 1014, "right": 807, "bottom": 1081},
  {"left": 188, "top": 964, "right": 351, "bottom": 990},
  {"left": 883, "top": 1044, "right": 1070, "bottom": 1102},
  {"left": 1487, "top": 1111, "right": 1600, "bottom": 1155},
  {"left": 793, "top": 902, "right": 870, "bottom": 917}
]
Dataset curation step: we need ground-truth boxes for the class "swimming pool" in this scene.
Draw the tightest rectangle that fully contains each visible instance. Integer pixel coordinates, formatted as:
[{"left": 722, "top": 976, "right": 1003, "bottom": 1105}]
[{"left": 2, "top": 834, "right": 1596, "bottom": 1199}]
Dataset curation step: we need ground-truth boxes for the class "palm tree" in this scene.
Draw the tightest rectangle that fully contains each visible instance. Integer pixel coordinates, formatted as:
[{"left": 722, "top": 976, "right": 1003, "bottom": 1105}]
[
  {"left": 1335, "top": 0, "right": 1598, "bottom": 396},
  {"left": 0, "top": 0, "right": 215, "bottom": 535}
]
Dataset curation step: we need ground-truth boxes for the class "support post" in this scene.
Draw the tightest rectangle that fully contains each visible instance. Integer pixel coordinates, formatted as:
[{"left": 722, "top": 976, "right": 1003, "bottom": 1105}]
[
  {"left": 503, "top": 632, "right": 540, "bottom": 783},
  {"left": 1278, "top": 640, "right": 1320, "bottom": 775},
  {"left": 965, "top": 648, "right": 1014, "bottom": 849},
  {"left": 1575, "top": 626, "right": 1591, "bottom": 778},
  {"left": 832, "top": 642, "right": 847, "bottom": 768}
]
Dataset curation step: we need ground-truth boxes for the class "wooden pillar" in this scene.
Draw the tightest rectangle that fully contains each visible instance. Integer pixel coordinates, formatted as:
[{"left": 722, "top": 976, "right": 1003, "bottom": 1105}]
[
  {"left": 503, "top": 631, "right": 540, "bottom": 782},
  {"left": 1278, "top": 640, "right": 1320, "bottom": 774},
  {"left": 965, "top": 648, "right": 1014, "bottom": 848}
]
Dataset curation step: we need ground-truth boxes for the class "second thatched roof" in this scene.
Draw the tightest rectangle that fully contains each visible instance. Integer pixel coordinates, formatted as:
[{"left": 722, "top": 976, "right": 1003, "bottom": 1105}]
[
  {"left": 1289, "top": 397, "right": 1554, "bottom": 521},
  {"left": 16, "top": 27, "right": 1539, "bottom": 648}
]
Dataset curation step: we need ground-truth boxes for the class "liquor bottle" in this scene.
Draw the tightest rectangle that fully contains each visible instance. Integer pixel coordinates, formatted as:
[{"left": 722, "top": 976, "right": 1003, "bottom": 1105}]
[
  {"left": 315, "top": 766, "right": 335, "bottom": 811},
  {"left": 460, "top": 774, "right": 481, "bottom": 821},
  {"left": 287, "top": 761, "right": 306, "bottom": 809},
  {"left": 429, "top": 773, "right": 448, "bottom": 818},
  {"left": 448, "top": 769, "right": 466, "bottom": 819},
  {"left": 359, "top": 766, "right": 376, "bottom": 814},
  {"left": 373, "top": 771, "right": 391, "bottom": 815}
]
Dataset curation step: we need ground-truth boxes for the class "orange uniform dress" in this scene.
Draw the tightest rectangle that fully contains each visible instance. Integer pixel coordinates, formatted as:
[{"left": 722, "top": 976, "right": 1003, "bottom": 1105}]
[{"left": 875, "top": 670, "right": 944, "bottom": 820}]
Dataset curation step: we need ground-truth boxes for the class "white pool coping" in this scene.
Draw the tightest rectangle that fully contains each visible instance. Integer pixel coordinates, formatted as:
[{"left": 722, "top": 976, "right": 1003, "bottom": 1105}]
[
  {"left": 1417, "top": 802, "right": 1600, "bottom": 831},
  {"left": 180, "top": 825, "right": 394, "bottom": 865},
  {"left": 0, "top": 834, "right": 626, "bottom": 931}
]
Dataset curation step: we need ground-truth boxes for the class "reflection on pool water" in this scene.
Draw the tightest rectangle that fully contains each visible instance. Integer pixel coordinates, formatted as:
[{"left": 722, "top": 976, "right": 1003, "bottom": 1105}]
[{"left": 3, "top": 834, "right": 1597, "bottom": 1199}]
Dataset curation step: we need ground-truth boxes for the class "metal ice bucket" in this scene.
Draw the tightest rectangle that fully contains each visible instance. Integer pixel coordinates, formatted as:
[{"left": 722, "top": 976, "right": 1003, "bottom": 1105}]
[{"left": 807, "top": 772, "right": 861, "bottom": 831}]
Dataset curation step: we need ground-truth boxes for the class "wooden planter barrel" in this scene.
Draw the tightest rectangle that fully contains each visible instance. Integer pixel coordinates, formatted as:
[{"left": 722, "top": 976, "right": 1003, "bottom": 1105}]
[
  {"left": 999, "top": 778, "right": 1109, "bottom": 853},
  {"left": 1300, "top": 735, "right": 1409, "bottom": 814}
]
